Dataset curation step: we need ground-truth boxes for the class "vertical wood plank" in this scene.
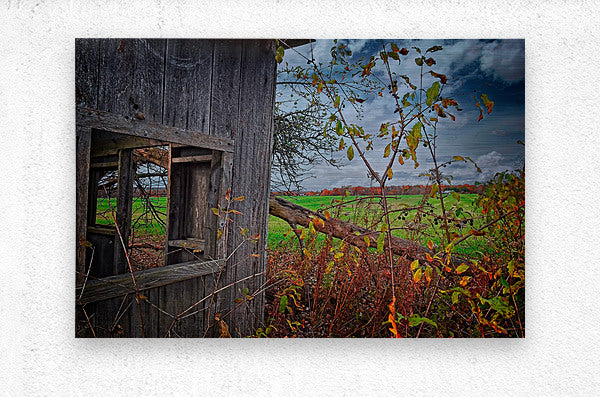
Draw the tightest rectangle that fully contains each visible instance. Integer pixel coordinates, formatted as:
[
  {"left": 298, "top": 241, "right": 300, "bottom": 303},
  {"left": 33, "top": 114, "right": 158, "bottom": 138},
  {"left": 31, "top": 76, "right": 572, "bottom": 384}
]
[
  {"left": 76, "top": 126, "right": 91, "bottom": 285},
  {"left": 210, "top": 40, "right": 243, "bottom": 139},
  {"left": 86, "top": 168, "right": 102, "bottom": 227},
  {"left": 163, "top": 39, "right": 214, "bottom": 131},
  {"left": 222, "top": 40, "right": 277, "bottom": 333},
  {"left": 115, "top": 149, "right": 134, "bottom": 275},
  {"left": 206, "top": 40, "right": 243, "bottom": 335},
  {"left": 97, "top": 39, "right": 166, "bottom": 121},
  {"left": 75, "top": 39, "right": 99, "bottom": 108}
]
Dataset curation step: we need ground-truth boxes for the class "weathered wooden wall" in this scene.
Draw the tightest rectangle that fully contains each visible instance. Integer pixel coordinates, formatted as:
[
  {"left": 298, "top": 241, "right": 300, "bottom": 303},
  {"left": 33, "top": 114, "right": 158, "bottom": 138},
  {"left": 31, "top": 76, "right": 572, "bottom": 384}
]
[{"left": 76, "top": 39, "right": 277, "bottom": 337}]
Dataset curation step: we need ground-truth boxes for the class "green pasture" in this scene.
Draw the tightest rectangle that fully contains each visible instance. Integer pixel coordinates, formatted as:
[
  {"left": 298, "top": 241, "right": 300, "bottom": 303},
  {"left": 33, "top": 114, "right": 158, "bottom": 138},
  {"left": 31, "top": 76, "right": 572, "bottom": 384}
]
[
  {"left": 95, "top": 197, "right": 168, "bottom": 236},
  {"left": 96, "top": 193, "right": 487, "bottom": 255},
  {"left": 267, "top": 194, "right": 486, "bottom": 255}
]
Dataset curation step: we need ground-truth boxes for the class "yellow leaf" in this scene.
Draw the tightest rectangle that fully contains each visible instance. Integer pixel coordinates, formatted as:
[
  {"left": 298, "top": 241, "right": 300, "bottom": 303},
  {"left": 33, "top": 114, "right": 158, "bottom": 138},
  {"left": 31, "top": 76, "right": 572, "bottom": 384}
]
[
  {"left": 79, "top": 239, "right": 93, "bottom": 248},
  {"left": 413, "top": 268, "right": 423, "bottom": 283},
  {"left": 387, "top": 168, "right": 393, "bottom": 180},
  {"left": 427, "top": 240, "right": 433, "bottom": 250},
  {"left": 424, "top": 266, "right": 432, "bottom": 283},
  {"left": 410, "top": 260, "right": 420, "bottom": 271},
  {"left": 455, "top": 264, "right": 469, "bottom": 274},
  {"left": 303, "top": 248, "right": 311, "bottom": 260},
  {"left": 323, "top": 210, "right": 331, "bottom": 220},
  {"left": 384, "top": 143, "right": 391, "bottom": 158}
]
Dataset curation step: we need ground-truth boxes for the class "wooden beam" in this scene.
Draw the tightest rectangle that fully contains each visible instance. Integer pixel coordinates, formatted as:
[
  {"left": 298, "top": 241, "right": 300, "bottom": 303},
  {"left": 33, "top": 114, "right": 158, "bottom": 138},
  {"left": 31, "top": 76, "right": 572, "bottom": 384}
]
[
  {"left": 91, "top": 135, "right": 165, "bottom": 157},
  {"left": 167, "top": 239, "right": 206, "bottom": 251},
  {"left": 77, "top": 107, "right": 235, "bottom": 153},
  {"left": 90, "top": 161, "right": 118, "bottom": 169},
  {"left": 76, "top": 259, "right": 224, "bottom": 305},
  {"left": 171, "top": 155, "right": 213, "bottom": 164}
]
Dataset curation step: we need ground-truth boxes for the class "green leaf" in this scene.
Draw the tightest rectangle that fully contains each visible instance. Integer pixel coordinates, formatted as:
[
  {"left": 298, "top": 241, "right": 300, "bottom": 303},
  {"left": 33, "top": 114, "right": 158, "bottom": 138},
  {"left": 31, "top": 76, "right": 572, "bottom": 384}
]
[
  {"left": 325, "top": 261, "right": 335, "bottom": 274},
  {"left": 334, "top": 95, "right": 341, "bottom": 108},
  {"left": 415, "top": 57, "right": 423, "bottom": 66},
  {"left": 278, "top": 295, "right": 288, "bottom": 313},
  {"left": 426, "top": 81, "right": 440, "bottom": 106},
  {"left": 430, "top": 183, "right": 439, "bottom": 198},
  {"left": 408, "top": 314, "right": 438, "bottom": 328},
  {"left": 275, "top": 46, "right": 284, "bottom": 63},
  {"left": 336, "top": 120, "right": 343, "bottom": 135},
  {"left": 411, "top": 122, "right": 422, "bottom": 139},
  {"left": 383, "top": 143, "right": 391, "bottom": 158},
  {"left": 364, "top": 235, "right": 370, "bottom": 246},
  {"left": 456, "top": 263, "right": 469, "bottom": 274},
  {"left": 376, "top": 232, "right": 386, "bottom": 253},
  {"left": 451, "top": 291, "right": 459, "bottom": 305},
  {"left": 347, "top": 145, "right": 354, "bottom": 161}
]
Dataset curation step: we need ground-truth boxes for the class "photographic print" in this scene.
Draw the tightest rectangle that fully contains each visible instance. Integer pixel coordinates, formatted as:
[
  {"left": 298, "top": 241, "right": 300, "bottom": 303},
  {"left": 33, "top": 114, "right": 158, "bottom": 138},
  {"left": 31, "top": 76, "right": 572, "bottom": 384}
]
[{"left": 75, "top": 39, "right": 524, "bottom": 338}]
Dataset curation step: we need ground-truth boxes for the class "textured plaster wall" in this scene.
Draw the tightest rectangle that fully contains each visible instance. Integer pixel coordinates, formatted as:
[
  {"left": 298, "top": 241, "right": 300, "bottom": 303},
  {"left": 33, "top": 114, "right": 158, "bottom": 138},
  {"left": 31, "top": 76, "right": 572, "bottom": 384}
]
[{"left": 1, "top": 1, "right": 599, "bottom": 395}]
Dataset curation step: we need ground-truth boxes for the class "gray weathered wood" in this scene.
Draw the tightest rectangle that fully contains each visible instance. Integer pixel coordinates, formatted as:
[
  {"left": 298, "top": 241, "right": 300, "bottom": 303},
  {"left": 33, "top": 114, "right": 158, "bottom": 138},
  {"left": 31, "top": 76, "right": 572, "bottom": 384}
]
[
  {"left": 91, "top": 135, "right": 164, "bottom": 158},
  {"left": 76, "top": 126, "right": 92, "bottom": 285},
  {"left": 77, "top": 107, "right": 234, "bottom": 152},
  {"left": 75, "top": 38, "right": 99, "bottom": 108},
  {"left": 77, "top": 259, "right": 224, "bottom": 305},
  {"left": 90, "top": 161, "right": 118, "bottom": 169},
  {"left": 210, "top": 40, "right": 243, "bottom": 139},
  {"left": 76, "top": 39, "right": 279, "bottom": 337},
  {"left": 167, "top": 239, "right": 205, "bottom": 251},
  {"left": 163, "top": 40, "right": 214, "bottom": 131},
  {"left": 221, "top": 40, "right": 277, "bottom": 332},
  {"left": 114, "top": 149, "right": 134, "bottom": 275},
  {"left": 171, "top": 155, "right": 213, "bottom": 164},
  {"left": 97, "top": 39, "right": 166, "bottom": 122}
]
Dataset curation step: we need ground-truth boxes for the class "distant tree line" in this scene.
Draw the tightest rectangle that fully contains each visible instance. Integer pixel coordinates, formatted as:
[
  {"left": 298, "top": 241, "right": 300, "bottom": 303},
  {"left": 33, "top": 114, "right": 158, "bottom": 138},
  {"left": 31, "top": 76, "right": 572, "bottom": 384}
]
[{"left": 272, "top": 183, "right": 485, "bottom": 197}]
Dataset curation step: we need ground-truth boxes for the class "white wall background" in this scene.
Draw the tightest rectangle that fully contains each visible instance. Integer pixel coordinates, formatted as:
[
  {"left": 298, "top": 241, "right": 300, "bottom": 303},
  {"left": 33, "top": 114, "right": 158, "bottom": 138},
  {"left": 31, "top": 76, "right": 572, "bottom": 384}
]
[{"left": 1, "top": 1, "right": 598, "bottom": 395}]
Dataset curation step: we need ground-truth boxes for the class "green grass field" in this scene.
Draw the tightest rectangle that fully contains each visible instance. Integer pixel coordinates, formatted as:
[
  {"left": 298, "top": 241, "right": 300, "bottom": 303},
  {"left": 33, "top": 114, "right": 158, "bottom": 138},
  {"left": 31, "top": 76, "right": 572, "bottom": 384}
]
[
  {"left": 267, "top": 194, "right": 485, "bottom": 254},
  {"left": 96, "top": 193, "right": 486, "bottom": 254},
  {"left": 96, "top": 197, "right": 168, "bottom": 236}
]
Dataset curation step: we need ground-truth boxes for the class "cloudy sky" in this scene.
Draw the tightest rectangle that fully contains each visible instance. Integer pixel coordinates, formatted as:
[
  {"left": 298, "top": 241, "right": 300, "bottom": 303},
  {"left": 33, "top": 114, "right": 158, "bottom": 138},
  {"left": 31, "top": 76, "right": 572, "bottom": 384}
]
[{"left": 276, "top": 39, "right": 525, "bottom": 190}]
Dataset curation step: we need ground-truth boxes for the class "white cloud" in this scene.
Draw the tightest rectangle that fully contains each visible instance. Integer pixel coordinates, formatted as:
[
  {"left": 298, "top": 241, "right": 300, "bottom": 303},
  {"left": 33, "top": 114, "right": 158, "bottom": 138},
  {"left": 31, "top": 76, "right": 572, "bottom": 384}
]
[{"left": 479, "top": 40, "right": 525, "bottom": 84}]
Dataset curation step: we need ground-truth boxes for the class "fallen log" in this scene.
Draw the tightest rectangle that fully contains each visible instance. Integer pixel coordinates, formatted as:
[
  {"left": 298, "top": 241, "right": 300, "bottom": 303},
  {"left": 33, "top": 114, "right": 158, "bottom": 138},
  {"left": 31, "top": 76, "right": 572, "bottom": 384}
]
[{"left": 269, "top": 194, "right": 435, "bottom": 260}]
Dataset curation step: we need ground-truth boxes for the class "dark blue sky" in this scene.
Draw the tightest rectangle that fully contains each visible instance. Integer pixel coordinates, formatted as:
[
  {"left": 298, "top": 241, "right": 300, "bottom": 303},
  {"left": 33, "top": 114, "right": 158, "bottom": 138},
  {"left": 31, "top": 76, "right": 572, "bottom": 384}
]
[{"left": 277, "top": 39, "right": 525, "bottom": 190}]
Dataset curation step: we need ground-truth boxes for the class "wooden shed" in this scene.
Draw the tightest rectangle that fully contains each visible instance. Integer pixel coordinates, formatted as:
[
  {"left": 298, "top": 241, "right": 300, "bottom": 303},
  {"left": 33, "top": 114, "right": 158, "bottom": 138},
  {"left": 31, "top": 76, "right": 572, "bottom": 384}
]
[{"left": 75, "top": 39, "right": 306, "bottom": 337}]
